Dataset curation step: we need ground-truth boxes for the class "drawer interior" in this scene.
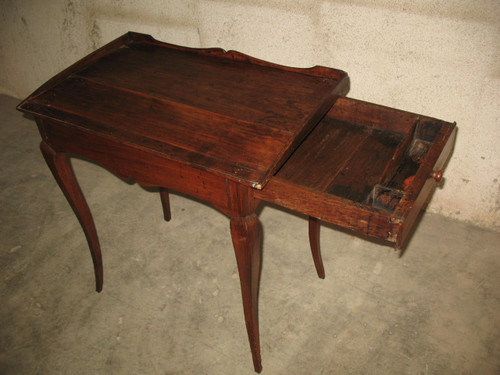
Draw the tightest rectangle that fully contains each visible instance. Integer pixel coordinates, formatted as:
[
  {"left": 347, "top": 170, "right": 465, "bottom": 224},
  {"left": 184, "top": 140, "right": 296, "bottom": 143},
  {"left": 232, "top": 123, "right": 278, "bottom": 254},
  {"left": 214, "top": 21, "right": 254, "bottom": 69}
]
[
  {"left": 259, "top": 97, "right": 456, "bottom": 246},
  {"left": 276, "top": 97, "right": 446, "bottom": 213}
]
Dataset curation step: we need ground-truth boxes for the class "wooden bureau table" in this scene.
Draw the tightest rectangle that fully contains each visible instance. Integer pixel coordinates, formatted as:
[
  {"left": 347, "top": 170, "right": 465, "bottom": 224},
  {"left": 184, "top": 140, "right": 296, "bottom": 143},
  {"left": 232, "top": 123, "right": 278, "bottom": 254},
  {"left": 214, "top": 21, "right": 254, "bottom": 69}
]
[{"left": 17, "top": 32, "right": 456, "bottom": 373}]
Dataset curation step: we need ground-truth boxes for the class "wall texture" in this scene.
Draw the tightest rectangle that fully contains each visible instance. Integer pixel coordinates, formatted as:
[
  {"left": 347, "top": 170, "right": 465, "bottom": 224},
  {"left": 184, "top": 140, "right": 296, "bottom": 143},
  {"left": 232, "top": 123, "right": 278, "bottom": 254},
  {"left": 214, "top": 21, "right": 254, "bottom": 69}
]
[{"left": 1, "top": 0, "right": 499, "bottom": 230}]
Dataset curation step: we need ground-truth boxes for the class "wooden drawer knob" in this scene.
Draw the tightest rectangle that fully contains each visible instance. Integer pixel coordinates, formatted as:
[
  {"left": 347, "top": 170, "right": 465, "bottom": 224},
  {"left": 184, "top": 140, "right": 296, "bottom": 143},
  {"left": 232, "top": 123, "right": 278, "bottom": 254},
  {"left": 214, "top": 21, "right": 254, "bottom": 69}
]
[{"left": 431, "top": 170, "right": 443, "bottom": 182}]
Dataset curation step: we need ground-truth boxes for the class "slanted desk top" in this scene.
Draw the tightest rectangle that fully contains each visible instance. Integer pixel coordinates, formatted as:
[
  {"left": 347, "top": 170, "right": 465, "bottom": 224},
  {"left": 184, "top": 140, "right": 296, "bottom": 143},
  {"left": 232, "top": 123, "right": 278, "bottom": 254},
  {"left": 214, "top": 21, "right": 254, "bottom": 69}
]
[{"left": 18, "top": 31, "right": 349, "bottom": 189}]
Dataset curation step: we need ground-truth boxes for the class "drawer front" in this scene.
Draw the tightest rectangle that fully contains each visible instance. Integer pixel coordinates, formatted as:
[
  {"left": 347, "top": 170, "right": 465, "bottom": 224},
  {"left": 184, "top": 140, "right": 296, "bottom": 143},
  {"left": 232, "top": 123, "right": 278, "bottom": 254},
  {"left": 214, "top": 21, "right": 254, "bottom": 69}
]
[
  {"left": 393, "top": 123, "right": 457, "bottom": 248},
  {"left": 258, "top": 97, "right": 457, "bottom": 247}
]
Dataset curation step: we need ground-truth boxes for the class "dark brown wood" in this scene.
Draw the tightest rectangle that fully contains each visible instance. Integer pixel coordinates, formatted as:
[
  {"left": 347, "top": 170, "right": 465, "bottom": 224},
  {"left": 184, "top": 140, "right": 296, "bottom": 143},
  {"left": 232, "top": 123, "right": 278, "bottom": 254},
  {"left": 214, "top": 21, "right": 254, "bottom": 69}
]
[
  {"left": 36, "top": 113, "right": 266, "bottom": 370},
  {"left": 393, "top": 126, "right": 457, "bottom": 249},
  {"left": 126, "top": 32, "right": 348, "bottom": 82},
  {"left": 38, "top": 118, "right": 234, "bottom": 215},
  {"left": 378, "top": 122, "right": 416, "bottom": 186},
  {"left": 18, "top": 32, "right": 349, "bottom": 190},
  {"left": 255, "top": 177, "right": 397, "bottom": 241},
  {"left": 257, "top": 97, "right": 456, "bottom": 248},
  {"left": 230, "top": 213, "right": 261, "bottom": 372},
  {"left": 75, "top": 45, "right": 338, "bottom": 133},
  {"left": 325, "top": 128, "right": 404, "bottom": 203},
  {"left": 276, "top": 118, "right": 369, "bottom": 191},
  {"left": 17, "top": 33, "right": 457, "bottom": 373},
  {"left": 308, "top": 217, "right": 325, "bottom": 279},
  {"left": 39, "top": 140, "right": 103, "bottom": 292},
  {"left": 327, "top": 96, "right": 419, "bottom": 134},
  {"left": 28, "top": 76, "right": 290, "bottom": 184},
  {"left": 225, "top": 181, "right": 262, "bottom": 371},
  {"left": 159, "top": 188, "right": 171, "bottom": 222},
  {"left": 224, "top": 180, "right": 262, "bottom": 372}
]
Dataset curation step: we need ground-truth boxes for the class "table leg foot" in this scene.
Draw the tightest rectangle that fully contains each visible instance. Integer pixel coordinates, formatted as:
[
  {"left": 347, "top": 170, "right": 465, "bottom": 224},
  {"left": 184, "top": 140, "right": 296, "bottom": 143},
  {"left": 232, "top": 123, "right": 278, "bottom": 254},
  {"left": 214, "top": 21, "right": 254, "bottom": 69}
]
[
  {"left": 40, "top": 142, "right": 103, "bottom": 292},
  {"left": 159, "top": 187, "right": 171, "bottom": 221},
  {"left": 230, "top": 214, "right": 262, "bottom": 373},
  {"left": 309, "top": 217, "right": 325, "bottom": 279}
]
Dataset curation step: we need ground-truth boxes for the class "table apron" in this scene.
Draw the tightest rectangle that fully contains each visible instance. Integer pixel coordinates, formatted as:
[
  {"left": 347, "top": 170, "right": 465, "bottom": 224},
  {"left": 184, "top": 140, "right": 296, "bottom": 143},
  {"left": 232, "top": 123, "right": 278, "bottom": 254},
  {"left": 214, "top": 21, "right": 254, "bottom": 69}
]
[{"left": 36, "top": 117, "right": 244, "bottom": 217}]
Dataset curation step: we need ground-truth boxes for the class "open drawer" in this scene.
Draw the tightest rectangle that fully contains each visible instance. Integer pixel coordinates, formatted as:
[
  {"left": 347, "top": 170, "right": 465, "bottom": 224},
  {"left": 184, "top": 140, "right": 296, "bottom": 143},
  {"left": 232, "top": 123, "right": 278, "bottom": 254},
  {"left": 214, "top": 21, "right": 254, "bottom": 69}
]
[{"left": 257, "top": 97, "right": 457, "bottom": 250}]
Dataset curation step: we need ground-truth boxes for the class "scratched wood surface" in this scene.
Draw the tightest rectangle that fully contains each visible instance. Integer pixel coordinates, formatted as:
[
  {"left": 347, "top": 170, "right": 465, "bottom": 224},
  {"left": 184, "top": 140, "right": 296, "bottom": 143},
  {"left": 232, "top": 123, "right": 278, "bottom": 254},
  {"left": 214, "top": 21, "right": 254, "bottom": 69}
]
[
  {"left": 16, "top": 33, "right": 457, "bottom": 374},
  {"left": 18, "top": 32, "right": 349, "bottom": 189},
  {"left": 276, "top": 107, "right": 407, "bottom": 204},
  {"left": 267, "top": 97, "right": 457, "bottom": 245}
]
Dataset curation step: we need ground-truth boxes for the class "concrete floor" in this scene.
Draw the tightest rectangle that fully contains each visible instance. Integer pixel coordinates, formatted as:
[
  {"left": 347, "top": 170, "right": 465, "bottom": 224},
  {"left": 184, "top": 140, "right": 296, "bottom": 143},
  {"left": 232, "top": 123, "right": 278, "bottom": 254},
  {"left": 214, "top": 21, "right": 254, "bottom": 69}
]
[{"left": 1, "top": 93, "right": 499, "bottom": 375}]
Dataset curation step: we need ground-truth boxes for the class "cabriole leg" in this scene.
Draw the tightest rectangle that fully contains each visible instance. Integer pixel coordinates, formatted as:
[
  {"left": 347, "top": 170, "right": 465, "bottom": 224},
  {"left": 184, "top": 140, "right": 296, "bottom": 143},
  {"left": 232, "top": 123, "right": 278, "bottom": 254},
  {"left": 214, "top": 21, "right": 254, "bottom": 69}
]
[
  {"left": 309, "top": 216, "right": 325, "bottom": 279},
  {"left": 159, "top": 187, "right": 171, "bottom": 221},
  {"left": 40, "top": 141, "right": 103, "bottom": 292},
  {"left": 230, "top": 213, "right": 262, "bottom": 373}
]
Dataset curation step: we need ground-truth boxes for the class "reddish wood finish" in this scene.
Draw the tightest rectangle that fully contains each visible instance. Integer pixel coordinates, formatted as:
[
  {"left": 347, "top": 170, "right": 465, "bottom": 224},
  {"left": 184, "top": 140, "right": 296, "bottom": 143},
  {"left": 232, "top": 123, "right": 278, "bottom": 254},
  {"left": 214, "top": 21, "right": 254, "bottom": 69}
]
[
  {"left": 308, "top": 217, "right": 325, "bottom": 279},
  {"left": 262, "top": 97, "right": 456, "bottom": 246},
  {"left": 39, "top": 140, "right": 103, "bottom": 292},
  {"left": 159, "top": 188, "right": 171, "bottom": 222},
  {"left": 394, "top": 126, "right": 457, "bottom": 249},
  {"left": 17, "top": 32, "right": 457, "bottom": 373},
  {"left": 326, "top": 96, "right": 419, "bottom": 133},
  {"left": 18, "top": 32, "right": 348, "bottom": 373},
  {"left": 36, "top": 115, "right": 265, "bottom": 371},
  {"left": 230, "top": 213, "right": 262, "bottom": 373},
  {"left": 224, "top": 180, "right": 262, "bottom": 372},
  {"left": 19, "top": 32, "right": 349, "bottom": 190},
  {"left": 255, "top": 177, "right": 397, "bottom": 239}
]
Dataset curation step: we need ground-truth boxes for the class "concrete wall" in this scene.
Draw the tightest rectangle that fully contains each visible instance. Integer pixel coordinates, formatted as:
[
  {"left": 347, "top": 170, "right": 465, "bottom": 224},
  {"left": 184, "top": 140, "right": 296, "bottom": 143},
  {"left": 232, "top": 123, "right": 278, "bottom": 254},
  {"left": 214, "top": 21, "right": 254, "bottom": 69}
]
[{"left": 1, "top": 0, "right": 499, "bottom": 231}]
